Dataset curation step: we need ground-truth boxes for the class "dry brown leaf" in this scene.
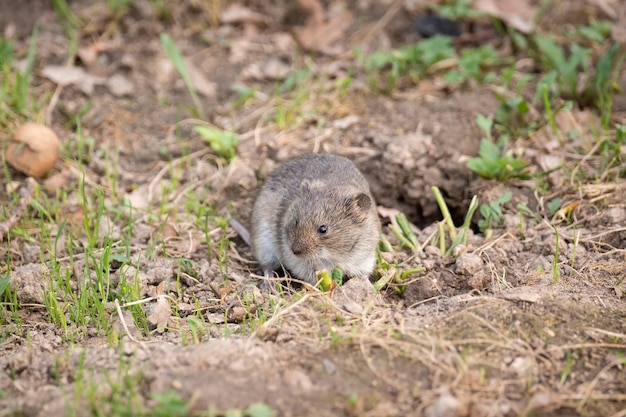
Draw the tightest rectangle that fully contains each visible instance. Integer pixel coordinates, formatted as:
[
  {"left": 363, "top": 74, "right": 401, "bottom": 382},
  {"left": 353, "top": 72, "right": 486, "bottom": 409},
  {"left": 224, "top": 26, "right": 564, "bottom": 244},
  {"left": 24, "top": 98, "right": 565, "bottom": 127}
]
[
  {"left": 147, "top": 295, "right": 172, "bottom": 332},
  {"left": 42, "top": 168, "right": 70, "bottom": 192},
  {"left": 161, "top": 222, "right": 179, "bottom": 240},
  {"left": 536, "top": 154, "right": 563, "bottom": 172},
  {"left": 156, "top": 220, "right": 201, "bottom": 257},
  {"left": 220, "top": 3, "right": 270, "bottom": 25},
  {"left": 77, "top": 46, "right": 98, "bottom": 68},
  {"left": 77, "top": 41, "right": 107, "bottom": 67},
  {"left": 332, "top": 115, "right": 360, "bottom": 130},
  {"left": 612, "top": 14, "right": 626, "bottom": 43},
  {"left": 5, "top": 180, "right": 21, "bottom": 194},
  {"left": 177, "top": 302, "right": 195, "bottom": 314},
  {"left": 154, "top": 279, "right": 169, "bottom": 295},
  {"left": 532, "top": 109, "right": 600, "bottom": 151},
  {"left": 185, "top": 58, "right": 217, "bottom": 97},
  {"left": 125, "top": 184, "right": 151, "bottom": 209},
  {"left": 294, "top": 10, "right": 353, "bottom": 55},
  {"left": 242, "top": 58, "right": 292, "bottom": 81},
  {"left": 270, "top": 32, "right": 297, "bottom": 54},
  {"left": 41, "top": 65, "right": 106, "bottom": 94},
  {"left": 154, "top": 55, "right": 175, "bottom": 90},
  {"left": 587, "top": 0, "right": 619, "bottom": 19},
  {"left": 554, "top": 201, "right": 581, "bottom": 221},
  {"left": 377, "top": 206, "right": 405, "bottom": 235},
  {"left": 473, "top": 0, "right": 537, "bottom": 34},
  {"left": 377, "top": 206, "right": 402, "bottom": 220},
  {"left": 298, "top": 0, "right": 325, "bottom": 24},
  {"left": 167, "top": 234, "right": 201, "bottom": 257},
  {"left": 527, "top": 390, "right": 562, "bottom": 410}
]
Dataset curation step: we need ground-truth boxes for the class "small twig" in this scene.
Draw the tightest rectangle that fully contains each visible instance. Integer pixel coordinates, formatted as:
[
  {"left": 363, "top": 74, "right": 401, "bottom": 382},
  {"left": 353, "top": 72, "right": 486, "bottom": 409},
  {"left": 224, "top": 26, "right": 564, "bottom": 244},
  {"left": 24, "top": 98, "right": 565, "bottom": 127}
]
[
  {"left": 114, "top": 299, "right": 139, "bottom": 343},
  {"left": 234, "top": 96, "right": 276, "bottom": 132},
  {"left": 121, "top": 297, "right": 157, "bottom": 307},
  {"left": 550, "top": 342, "right": 626, "bottom": 350},
  {"left": 576, "top": 358, "right": 626, "bottom": 412},
  {"left": 584, "top": 327, "right": 626, "bottom": 339},
  {"left": 406, "top": 295, "right": 445, "bottom": 310},
  {"left": 250, "top": 289, "right": 321, "bottom": 339},
  {"left": 0, "top": 302, "right": 46, "bottom": 308},
  {"left": 45, "top": 84, "right": 64, "bottom": 126},
  {"left": 45, "top": 49, "right": 76, "bottom": 126},
  {"left": 475, "top": 232, "right": 516, "bottom": 255},
  {"left": 147, "top": 148, "right": 214, "bottom": 203},
  {"left": 570, "top": 139, "right": 603, "bottom": 186},
  {"left": 67, "top": 163, "right": 103, "bottom": 189},
  {"left": 180, "top": 271, "right": 201, "bottom": 285}
]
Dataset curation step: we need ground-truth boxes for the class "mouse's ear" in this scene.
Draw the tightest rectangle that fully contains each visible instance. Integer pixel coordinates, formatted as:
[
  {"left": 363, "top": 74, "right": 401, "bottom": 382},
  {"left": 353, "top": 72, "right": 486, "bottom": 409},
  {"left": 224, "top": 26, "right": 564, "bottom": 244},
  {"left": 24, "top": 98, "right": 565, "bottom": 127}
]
[{"left": 344, "top": 193, "right": 372, "bottom": 220}]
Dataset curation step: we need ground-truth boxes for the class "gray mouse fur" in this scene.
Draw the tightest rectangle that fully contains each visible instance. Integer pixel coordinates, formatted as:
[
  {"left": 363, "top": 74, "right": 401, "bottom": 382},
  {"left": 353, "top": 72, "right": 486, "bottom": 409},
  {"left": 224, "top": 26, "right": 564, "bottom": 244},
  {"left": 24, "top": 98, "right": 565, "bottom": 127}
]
[{"left": 250, "top": 153, "right": 381, "bottom": 285}]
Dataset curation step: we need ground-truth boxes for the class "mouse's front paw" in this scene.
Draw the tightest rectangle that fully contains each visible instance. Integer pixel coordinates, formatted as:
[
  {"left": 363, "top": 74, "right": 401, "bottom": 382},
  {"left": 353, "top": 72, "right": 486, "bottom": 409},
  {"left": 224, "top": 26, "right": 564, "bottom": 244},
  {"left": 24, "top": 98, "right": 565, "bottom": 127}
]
[{"left": 259, "top": 278, "right": 279, "bottom": 294}]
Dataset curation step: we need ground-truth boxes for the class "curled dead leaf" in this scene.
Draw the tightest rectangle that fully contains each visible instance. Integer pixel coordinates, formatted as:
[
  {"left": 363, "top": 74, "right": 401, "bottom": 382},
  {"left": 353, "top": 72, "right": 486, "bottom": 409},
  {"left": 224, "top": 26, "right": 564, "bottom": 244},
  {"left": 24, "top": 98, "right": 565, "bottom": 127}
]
[
  {"left": 220, "top": 3, "right": 270, "bottom": 25},
  {"left": 612, "top": 15, "right": 626, "bottom": 43},
  {"left": 294, "top": 9, "right": 353, "bottom": 55},
  {"left": 554, "top": 201, "right": 581, "bottom": 221},
  {"left": 185, "top": 58, "right": 217, "bottom": 97},
  {"left": 42, "top": 168, "right": 70, "bottom": 192},
  {"left": 473, "top": 0, "right": 537, "bottom": 34},
  {"left": 41, "top": 65, "right": 106, "bottom": 94},
  {"left": 147, "top": 295, "right": 172, "bottom": 332},
  {"left": 6, "top": 123, "right": 61, "bottom": 177}
]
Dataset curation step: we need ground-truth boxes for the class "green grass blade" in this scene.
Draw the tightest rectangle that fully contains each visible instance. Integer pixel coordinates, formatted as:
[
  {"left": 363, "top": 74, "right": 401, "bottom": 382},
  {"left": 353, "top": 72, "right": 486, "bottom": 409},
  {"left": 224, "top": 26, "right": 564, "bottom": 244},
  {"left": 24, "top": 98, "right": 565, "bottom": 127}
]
[
  {"left": 160, "top": 33, "right": 205, "bottom": 119},
  {"left": 446, "top": 195, "right": 479, "bottom": 257},
  {"left": 0, "top": 275, "right": 10, "bottom": 298},
  {"left": 432, "top": 186, "right": 457, "bottom": 242}
]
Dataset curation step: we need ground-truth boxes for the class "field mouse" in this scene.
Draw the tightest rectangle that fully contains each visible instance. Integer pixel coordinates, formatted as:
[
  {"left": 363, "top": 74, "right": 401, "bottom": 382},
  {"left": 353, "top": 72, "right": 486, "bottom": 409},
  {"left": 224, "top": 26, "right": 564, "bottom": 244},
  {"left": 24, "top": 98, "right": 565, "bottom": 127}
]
[{"left": 250, "top": 153, "right": 381, "bottom": 286}]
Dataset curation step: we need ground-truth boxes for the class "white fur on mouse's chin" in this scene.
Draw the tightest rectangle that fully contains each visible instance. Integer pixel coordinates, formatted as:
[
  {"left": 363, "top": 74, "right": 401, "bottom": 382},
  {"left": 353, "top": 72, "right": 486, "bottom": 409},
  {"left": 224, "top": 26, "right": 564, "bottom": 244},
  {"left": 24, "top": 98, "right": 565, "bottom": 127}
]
[{"left": 279, "top": 243, "right": 377, "bottom": 284}]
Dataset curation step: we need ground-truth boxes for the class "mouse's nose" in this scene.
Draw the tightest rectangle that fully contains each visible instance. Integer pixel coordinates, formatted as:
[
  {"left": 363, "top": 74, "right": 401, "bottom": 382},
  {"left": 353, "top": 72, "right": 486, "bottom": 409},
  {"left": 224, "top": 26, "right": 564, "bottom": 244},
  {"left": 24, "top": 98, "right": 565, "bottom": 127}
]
[{"left": 291, "top": 241, "right": 307, "bottom": 256}]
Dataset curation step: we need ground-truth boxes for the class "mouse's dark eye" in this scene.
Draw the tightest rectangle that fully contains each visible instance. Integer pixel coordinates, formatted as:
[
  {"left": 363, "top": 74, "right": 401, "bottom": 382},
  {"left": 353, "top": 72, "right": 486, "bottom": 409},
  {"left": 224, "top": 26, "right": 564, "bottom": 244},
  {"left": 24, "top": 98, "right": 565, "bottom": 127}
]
[{"left": 317, "top": 225, "right": 328, "bottom": 235}]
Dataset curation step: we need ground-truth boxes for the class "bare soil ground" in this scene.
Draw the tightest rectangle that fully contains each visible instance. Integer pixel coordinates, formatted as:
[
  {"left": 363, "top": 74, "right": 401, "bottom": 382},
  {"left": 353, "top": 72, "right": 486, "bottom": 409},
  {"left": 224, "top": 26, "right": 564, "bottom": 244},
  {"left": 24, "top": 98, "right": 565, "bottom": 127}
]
[{"left": 1, "top": 1, "right": 626, "bottom": 416}]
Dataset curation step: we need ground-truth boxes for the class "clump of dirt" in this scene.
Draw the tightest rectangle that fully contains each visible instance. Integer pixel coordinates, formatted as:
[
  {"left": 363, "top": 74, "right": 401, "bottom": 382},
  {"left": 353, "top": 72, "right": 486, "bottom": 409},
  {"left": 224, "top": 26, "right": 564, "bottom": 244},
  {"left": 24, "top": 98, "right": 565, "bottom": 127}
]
[{"left": 344, "top": 91, "right": 501, "bottom": 225}]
